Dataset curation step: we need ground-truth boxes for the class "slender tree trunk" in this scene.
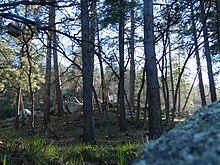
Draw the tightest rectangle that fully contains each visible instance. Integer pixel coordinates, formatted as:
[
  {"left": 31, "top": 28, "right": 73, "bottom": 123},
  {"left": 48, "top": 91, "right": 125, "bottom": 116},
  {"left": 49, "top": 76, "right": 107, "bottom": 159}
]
[
  {"left": 164, "top": 65, "right": 170, "bottom": 126},
  {"left": 200, "top": 0, "right": 217, "bottom": 102},
  {"left": 51, "top": 0, "right": 64, "bottom": 117},
  {"left": 97, "top": 22, "right": 111, "bottom": 135},
  {"left": 160, "top": 31, "right": 170, "bottom": 126},
  {"left": 92, "top": 85, "right": 102, "bottom": 117},
  {"left": 15, "top": 88, "right": 21, "bottom": 129},
  {"left": 168, "top": 36, "right": 175, "bottom": 123},
  {"left": 118, "top": 0, "right": 126, "bottom": 131},
  {"left": 44, "top": 2, "right": 53, "bottom": 124},
  {"left": 21, "top": 91, "right": 25, "bottom": 126},
  {"left": 90, "top": 0, "right": 102, "bottom": 117},
  {"left": 81, "top": 0, "right": 96, "bottom": 144},
  {"left": 178, "top": 53, "right": 181, "bottom": 113},
  {"left": 97, "top": 52, "right": 109, "bottom": 118},
  {"left": 182, "top": 71, "right": 198, "bottom": 112},
  {"left": 144, "top": 0, "right": 163, "bottom": 139},
  {"left": 216, "top": 0, "right": 220, "bottom": 52},
  {"left": 97, "top": 49, "right": 105, "bottom": 118},
  {"left": 97, "top": 26, "right": 109, "bottom": 119},
  {"left": 129, "top": 0, "right": 135, "bottom": 114},
  {"left": 90, "top": 0, "right": 96, "bottom": 67},
  {"left": 26, "top": 41, "right": 35, "bottom": 133},
  {"left": 160, "top": 56, "right": 170, "bottom": 126},
  {"left": 137, "top": 65, "right": 146, "bottom": 124},
  {"left": 190, "top": 1, "right": 206, "bottom": 106}
]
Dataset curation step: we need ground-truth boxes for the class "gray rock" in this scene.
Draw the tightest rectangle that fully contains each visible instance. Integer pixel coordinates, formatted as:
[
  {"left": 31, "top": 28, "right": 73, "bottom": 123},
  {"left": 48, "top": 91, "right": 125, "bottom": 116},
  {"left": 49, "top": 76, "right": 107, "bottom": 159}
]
[{"left": 133, "top": 100, "right": 220, "bottom": 165}]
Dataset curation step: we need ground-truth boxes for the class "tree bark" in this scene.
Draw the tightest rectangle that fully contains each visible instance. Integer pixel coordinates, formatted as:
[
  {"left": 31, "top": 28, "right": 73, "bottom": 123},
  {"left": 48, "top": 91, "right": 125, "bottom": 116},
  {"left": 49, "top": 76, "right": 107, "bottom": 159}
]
[
  {"left": 137, "top": 65, "right": 146, "bottom": 124},
  {"left": 129, "top": 0, "right": 135, "bottom": 114},
  {"left": 159, "top": 28, "right": 170, "bottom": 126},
  {"left": 200, "top": 0, "right": 217, "bottom": 102},
  {"left": 81, "top": 0, "right": 96, "bottom": 144},
  {"left": 168, "top": 36, "right": 175, "bottom": 124},
  {"left": 44, "top": 2, "right": 53, "bottom": 124},
  {"left": 144, "top": 0, "right": 163, "bottom": 139},
  {"left": 216, "top": 0, "right": 220, "bottom": 52},
  {"left": 51, "top": 0, "right": 64, "bottom": 117},
  {"left": 25, "top": 38, "right": 35, "bottom": 133},
  {"left": 97, "top": 26, "right": 109, "bottom": 119},
  {"left": 190, "top": 1, "right": 206, "bottom": 106},
  {"left": 118, "top": 0, "right": 126, "bottom": 131},
  {"left": 15, "top": 88, "right": 21, "bottom": 129}
]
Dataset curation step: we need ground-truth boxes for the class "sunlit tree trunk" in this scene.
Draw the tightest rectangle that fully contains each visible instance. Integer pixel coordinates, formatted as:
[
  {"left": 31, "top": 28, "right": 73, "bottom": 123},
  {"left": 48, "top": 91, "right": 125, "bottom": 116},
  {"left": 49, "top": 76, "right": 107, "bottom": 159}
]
[
  {"left": 200, "top": 0, "right": 217, "bottom": 102},
  {"left": 81, "top": 0, "right": 96, "bottom": 144},
  {"left": 144, "top": 0, "right": 163, "bottom": 139}
]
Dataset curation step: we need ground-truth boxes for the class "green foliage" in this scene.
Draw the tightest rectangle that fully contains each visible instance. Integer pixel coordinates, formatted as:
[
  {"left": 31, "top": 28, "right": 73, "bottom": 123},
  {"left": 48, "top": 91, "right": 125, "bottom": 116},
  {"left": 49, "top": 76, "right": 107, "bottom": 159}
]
[
  {"left": 0, "top": 33, "right": 45, "bottom": 116},
  {"left": 0, "top": 88, "right": 16, "bottom": 119},
  {"left": 0, "top": 132, "right": 140, "bottom": 164},
  {"left": 99, "top": 0, "right": 135, "bottom": 28}
]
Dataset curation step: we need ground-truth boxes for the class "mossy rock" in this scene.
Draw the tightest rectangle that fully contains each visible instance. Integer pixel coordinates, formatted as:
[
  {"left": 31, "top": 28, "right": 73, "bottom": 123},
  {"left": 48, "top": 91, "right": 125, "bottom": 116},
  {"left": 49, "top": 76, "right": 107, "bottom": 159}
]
[{"left": 133, "top": 100, "right": 220, "bottom": 165}]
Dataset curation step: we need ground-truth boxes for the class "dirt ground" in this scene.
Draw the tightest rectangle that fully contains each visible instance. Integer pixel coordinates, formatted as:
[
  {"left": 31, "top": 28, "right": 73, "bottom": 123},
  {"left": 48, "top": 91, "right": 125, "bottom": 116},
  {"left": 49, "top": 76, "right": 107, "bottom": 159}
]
[{"left": 0, "top": 108, "right": 147, "bottom": 146}]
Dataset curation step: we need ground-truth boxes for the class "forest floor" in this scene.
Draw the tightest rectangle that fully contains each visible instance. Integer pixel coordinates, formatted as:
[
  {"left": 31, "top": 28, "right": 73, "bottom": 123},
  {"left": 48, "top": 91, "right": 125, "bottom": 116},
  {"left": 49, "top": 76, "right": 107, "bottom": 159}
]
[
  {"left": 0, "top": 107, "right": 150, "bottom": 164},
  {"left": 0, "top": 108, "right": 147, "bottom": 146}
]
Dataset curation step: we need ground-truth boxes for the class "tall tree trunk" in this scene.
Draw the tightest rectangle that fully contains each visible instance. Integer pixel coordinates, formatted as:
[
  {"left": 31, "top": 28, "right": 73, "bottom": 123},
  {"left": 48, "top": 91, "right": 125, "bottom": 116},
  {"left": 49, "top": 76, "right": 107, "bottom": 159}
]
[
  {"left": 190, "top": 1, "right": 206, "bottom": 106},
  {"left": 25, "top": 40, "right": 35, "bottom": 133},
  {"left": 144, "top": 0, "right": 163, "bottom": 139},
  {"left": 90, "top": 0, "right": 102, "bottom": 116},
  {"left": 129, "top": 0, "right": 135, "bottom": 114},
  {"left": 177, "top": 52, "right": 181, "bottom": 113},
  {"left": 15, "top": 88, "right": 21, "bottom": 129},
  {"left": 160, "top": 30, "right": 170, "bottom": 126},
  {"left": 200, "top": 0, "right": 217, "bottom": 102},
  {"left": 44, "top": 1, "right": 53, "bottom": 124},
  {"left": 52, "top": 0, "right": 64, "bottom": 117},
  {"left": 168, "top": 36, "right": 175, "bottom": 123},
  {"left": 216, "top": 0, "right": 220, "bottom": 52},
  {"left": 118, "top": 0, "right": 126, "bottom": 131},
  {"left": 97, "top": 25, "right": 109, "bottom": 119},
  {"left": 97, "top": 22, "right": 111, "bottom": 136},
  {"left": 90, "top": 0, "right": 96, "bottom": 67},
  {"left": 137, "top": 65, "right": 146, "bottom": 124},
  {"left": 81, "top": 0, "right": 96, "bottom": 144}
]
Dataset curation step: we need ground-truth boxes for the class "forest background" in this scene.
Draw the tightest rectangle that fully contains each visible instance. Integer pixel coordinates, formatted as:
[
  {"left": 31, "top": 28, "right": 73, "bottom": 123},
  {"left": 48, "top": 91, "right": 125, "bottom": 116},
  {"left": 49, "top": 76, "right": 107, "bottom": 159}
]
[{"left": 0, "top": 0, "right": 220, "bottom": 148}]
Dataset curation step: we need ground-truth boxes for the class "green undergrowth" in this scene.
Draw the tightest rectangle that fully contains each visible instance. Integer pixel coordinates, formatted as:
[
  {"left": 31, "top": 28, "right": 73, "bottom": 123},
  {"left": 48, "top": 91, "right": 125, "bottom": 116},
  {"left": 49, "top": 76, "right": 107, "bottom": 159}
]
[{"left": 0, "top": 132, "right": 141, "bottom": 165}]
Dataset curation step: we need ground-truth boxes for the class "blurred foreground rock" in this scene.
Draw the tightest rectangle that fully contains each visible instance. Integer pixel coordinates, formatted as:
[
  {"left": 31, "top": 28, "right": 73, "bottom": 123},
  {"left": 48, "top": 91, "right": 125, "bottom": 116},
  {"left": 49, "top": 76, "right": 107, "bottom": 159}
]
[{"left": 133, "top": 100, "right": 220, "bottom": 165}]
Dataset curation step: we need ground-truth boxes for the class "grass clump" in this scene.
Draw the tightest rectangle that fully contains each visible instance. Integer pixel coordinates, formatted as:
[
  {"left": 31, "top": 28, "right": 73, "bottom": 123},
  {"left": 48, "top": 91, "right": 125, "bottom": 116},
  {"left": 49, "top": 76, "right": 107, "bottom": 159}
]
[
  {"left": 62, "top": 142, "right": 140, "bottom": 164},
  {"left": 0, "top": 132, "right": 140, "bottom": 165}
]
